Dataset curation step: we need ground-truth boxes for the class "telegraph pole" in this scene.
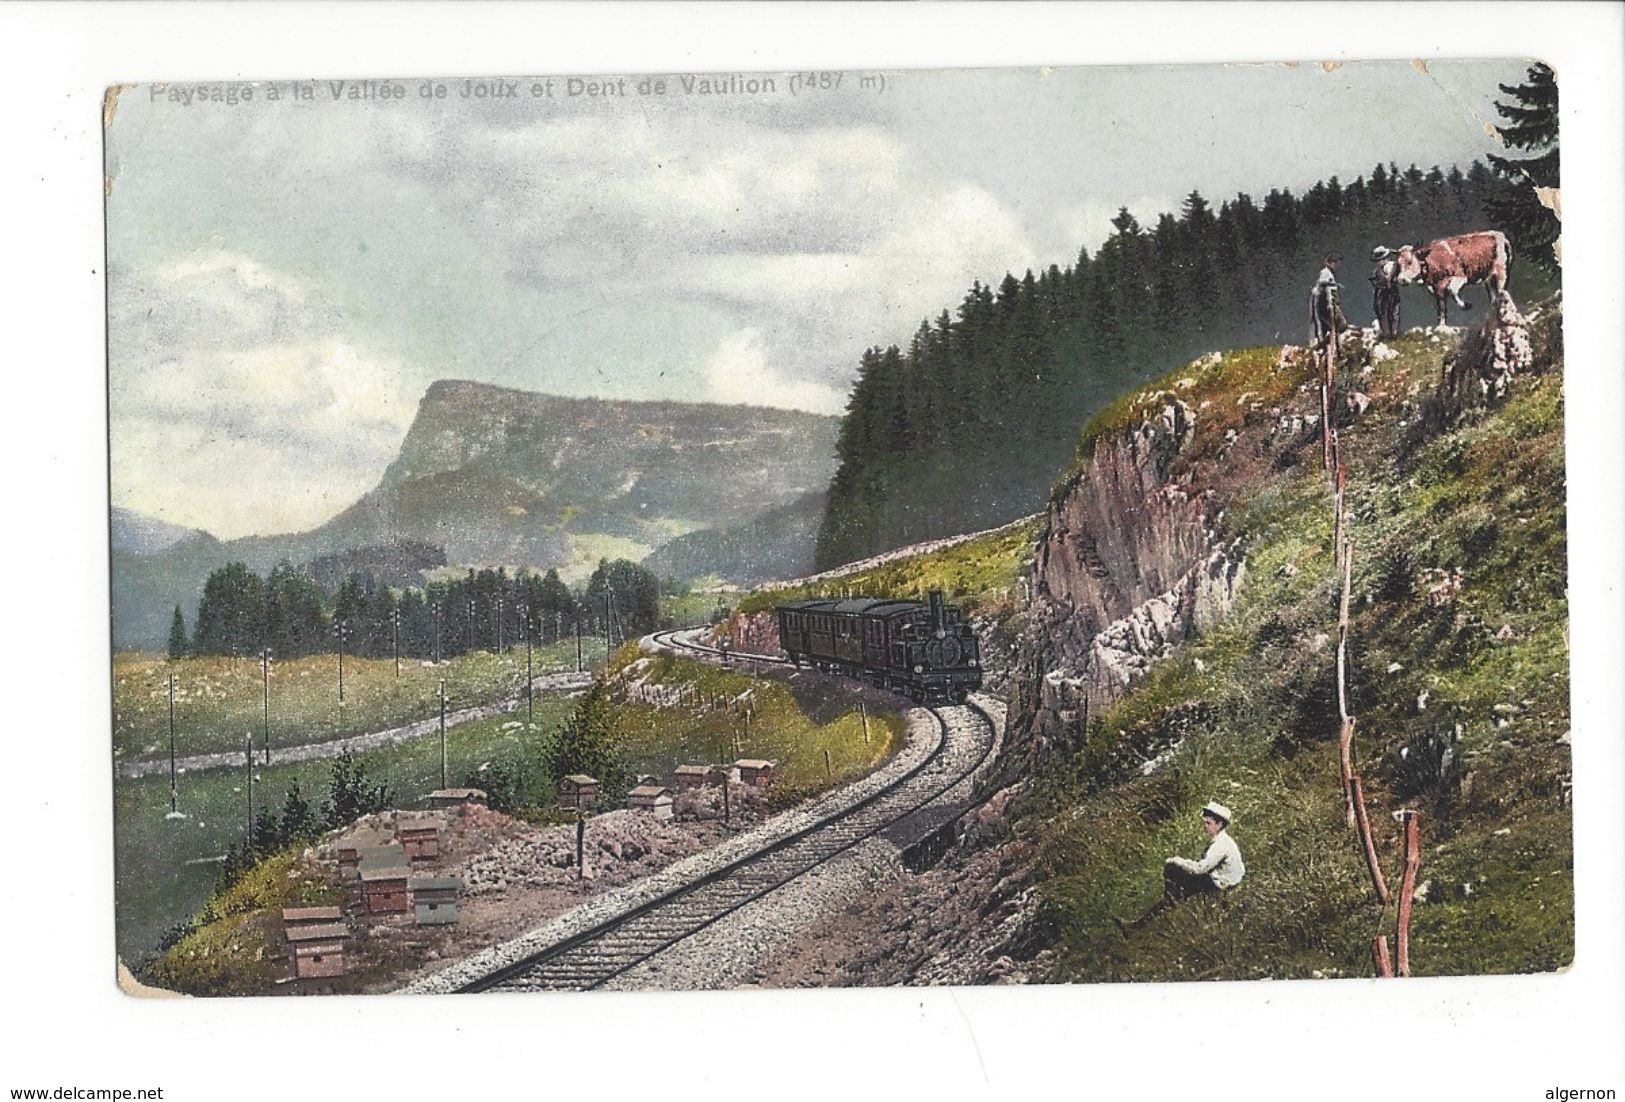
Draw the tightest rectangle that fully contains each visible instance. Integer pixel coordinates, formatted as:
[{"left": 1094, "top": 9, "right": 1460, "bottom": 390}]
[
  {"left": 334, "top": 619, "right": 349, "bottom": 703},
  {"left": 525, "top": 606, "right": 534, "bottom": 726},
  {"left": 466, "top": 598, "right": 476, "bottom": 655},
  {"left": 244, "top": 734, "right": 254, "bottom": 851},
  {"left": 603, "top": 586, "right": 612, "bottom": 663},
  {"left": 167, "top": 673, "right": 178, "bottom": 815},
  {"left": 432, "top": 601, "right": 442, "bottom": 665},
  {"left": 439, "top": 679, "right": 448, "bottom": 788},
  {"left": 261, "top": 647, "right": 272, "bottom": 764},
  {"left": 392, "top": 607, "right": 401, "bottom": 678},
  {"left": 496, "top": 594, "right": 504, "bottom": 654},
  {"left": 574, "top": 608, "right": 583, "bottom": 672}
]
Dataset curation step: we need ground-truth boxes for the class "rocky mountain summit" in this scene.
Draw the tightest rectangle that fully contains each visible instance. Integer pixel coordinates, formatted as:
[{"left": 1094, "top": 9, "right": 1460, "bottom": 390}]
[{"left": 113, "top": 383, "right": 839, "bottom": 648}]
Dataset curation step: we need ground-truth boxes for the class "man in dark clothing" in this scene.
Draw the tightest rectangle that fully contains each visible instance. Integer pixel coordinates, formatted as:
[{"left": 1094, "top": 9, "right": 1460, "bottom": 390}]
[
  {"left": 1309, "top": 252, "right": 1351, "bottom": 347},
  {"left": 1370, "top": 246, "right": 1402, "bottom": 339}
]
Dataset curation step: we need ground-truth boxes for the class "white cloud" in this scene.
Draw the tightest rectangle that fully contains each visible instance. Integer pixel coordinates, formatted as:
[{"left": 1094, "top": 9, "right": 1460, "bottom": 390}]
[
  {"left": 391, "top": 114, "right": 1039, "bottom": 387},
  {"left": 110, "top": 251, "right": 416, "bottom": 538},
  {"left": 704, "top": 328, "right": 847, "bottom": 415}
]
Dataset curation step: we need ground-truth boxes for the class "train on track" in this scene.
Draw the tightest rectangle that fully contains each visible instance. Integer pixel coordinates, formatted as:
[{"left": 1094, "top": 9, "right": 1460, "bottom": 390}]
[{"left": 775, "top": 591, "right": 981, "bottom": 704}]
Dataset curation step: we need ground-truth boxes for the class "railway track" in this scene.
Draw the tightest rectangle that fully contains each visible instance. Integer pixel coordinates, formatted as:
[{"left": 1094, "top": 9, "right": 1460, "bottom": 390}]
[
  {"left": 457, "top": 694, "right": 996, "bottom": 993},
  {"left": 647, "top": 626, "right": 789, "bottom": 668}
]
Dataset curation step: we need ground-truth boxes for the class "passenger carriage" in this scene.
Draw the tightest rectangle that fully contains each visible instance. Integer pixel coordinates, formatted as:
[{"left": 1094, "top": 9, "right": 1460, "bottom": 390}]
[{"left": 775, "top": 591, "right": 981, "bottom": 704}]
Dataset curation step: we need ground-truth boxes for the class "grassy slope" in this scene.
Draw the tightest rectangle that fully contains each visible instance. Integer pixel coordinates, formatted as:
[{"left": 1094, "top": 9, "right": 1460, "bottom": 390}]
[
  {"left": 116, "top": 701, "right": 574, "bottom": 968},
  {"left": 143, "top": 848, "right": 344, "bottom": 997},
  {"left": 1019, "top": 312, "right": 1571, "bottom": 981},
  {"left": 112, "top": 641, "right": 599, "bottom": 760},
  {"left": 606, "top": 649, "right": 905, "bottom": 806},
  {"left": 735, "top": 517, "right": 1040, "bottom": 630}
]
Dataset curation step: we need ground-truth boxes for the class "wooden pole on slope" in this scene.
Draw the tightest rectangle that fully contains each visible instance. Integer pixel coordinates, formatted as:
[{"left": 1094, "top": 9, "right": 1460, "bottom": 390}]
[
  {"left": 1338, "top": 718, "right": 1357, "bottom": 829},
  {"left": 1336, "top": 537, "right": 1357, "bottom": 826},
  {"left": 1371, "top": 934, "right": 1394, "bottom": 978},
  {"left": 1396, "top": 810, "right": 1422, "bottom": 976},
  {"left": 1350, "top": 775, "right": 1389, "bottom": 905}
]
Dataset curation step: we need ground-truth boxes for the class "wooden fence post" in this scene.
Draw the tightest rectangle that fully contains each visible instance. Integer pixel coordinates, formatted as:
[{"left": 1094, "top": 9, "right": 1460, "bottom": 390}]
[
  {"left": 1350, "top": 775, "right": 1390, "bottom": 905},
  {"left": 1321, "top": 379, "right": 1333, "bottom": 472},
  {"left": 1396, "top": 810, "right": 1422, "bottom": 977},
  {"left": 1371, "top": 934, "right": 1394, "bottom": 978},
  {"left": 1326, "top": 329, "right": 1339, "bottom": 472},
  {"left": 1338, "top": 717, "right": 1357, "bottom": 828},
  {"left": 1336, "top": 538, "right": 1354, "bottom": 723},
  {"left": 1333, "top": 465, "right": 1347, "bottom": 569}
]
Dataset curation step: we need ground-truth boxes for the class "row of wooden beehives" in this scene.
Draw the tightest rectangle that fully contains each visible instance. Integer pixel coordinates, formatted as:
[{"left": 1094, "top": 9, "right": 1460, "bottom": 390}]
[
  {"left": 557, "top": 759, "right": 779, "bottom": 816},
  {"left": 280, "top": 812, "right": 465, "bottom": 982},
  {"left": 339, "top": 814, "right": 462, "bottom": 925}
]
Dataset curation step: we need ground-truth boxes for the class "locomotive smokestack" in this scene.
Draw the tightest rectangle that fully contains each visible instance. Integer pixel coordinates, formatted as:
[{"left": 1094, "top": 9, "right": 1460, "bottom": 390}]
[{"left": 929, "top": 590, "right": 945, "bottom": 634}]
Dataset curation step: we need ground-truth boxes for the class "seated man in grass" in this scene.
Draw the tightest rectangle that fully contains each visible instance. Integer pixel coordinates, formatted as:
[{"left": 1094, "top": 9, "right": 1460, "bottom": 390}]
[
  {"left": 1165, "top": 800, "right": 1245, "bottom": 896},
  {"left": 1118, "top": 801, "right": 1245, "bottom": 933}
]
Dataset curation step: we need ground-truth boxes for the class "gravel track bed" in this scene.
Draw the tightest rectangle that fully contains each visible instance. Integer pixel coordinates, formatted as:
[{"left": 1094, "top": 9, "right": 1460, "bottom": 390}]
[
  {"left": 398, "top": 701, "right": 944, "bottom": 995},
  {"left": 603, "top": 838, "right": 902, "bottom": 991},
  {"left": 117, "top": 671, "right": 594, "bottom": 779},
  {"left": 604, "top": 695, "right": 1006, "bottom": 991}
]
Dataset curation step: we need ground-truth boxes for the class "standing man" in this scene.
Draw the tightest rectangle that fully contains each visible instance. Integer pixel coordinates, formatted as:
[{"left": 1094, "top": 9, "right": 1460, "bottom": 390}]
[
  {"left": 1309, "top": 252, "right": 1350, "bottom": 347},
  {"left": 1369, "top": 246, "right": 1402, "bottom": 339}
]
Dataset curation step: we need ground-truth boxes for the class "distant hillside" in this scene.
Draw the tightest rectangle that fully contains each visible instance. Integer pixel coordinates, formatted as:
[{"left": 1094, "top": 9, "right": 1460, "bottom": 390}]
[
  {"left": 816, "top": 160, "right": 1560, "bottom": 569},
  {"left": 302, "top": 541, "right": 449, "bottom": 594},
  {"left": 111, "top": 532, "right": 228, "bottom": 650},
  {"left": 112, "top": 384, "right": 839, "bottom": 649},
  {"left": 110, "top": 506, "right": 207, "bottom": 555},
  {"left": 643, "top": 491, "right": 826, "bottom": 586}
]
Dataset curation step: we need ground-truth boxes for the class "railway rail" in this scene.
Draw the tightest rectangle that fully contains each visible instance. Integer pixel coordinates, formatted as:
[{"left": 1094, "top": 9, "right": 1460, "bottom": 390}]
[
  {"left": 647, "top": 626, "right": 789, "bottom": 668},
  {"left": 454, "top": 630, "right": 996, "bottom": 993}
]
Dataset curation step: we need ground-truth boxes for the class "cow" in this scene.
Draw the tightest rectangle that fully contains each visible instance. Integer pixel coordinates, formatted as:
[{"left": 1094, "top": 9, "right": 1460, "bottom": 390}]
[{"left": 1394, "top": 230, "right": 1512, "bottom": 327}]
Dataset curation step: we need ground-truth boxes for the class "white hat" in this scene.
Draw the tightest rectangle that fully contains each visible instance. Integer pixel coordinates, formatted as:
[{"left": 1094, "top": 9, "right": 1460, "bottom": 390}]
[
  {"left": 1201, "top": 800, "right": 1233, "bottom": 825},
  {"left": 1370, "top": 246, "right": 1392, "bottom": 261}
]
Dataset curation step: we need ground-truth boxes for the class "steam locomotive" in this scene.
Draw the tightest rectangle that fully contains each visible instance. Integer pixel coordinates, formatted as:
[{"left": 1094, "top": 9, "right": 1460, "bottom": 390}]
[{"left": 775, "top": 591, "right": 981, "bottom": 704}]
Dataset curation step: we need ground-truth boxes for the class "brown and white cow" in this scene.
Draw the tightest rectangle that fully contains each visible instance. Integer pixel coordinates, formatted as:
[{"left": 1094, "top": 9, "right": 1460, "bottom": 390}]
[{"left": 1395, "top": 230, "right": 1512, "bottom": 326}]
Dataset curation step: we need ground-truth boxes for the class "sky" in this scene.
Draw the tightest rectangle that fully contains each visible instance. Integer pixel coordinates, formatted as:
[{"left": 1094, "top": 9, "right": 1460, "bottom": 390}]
[{"left": 105, "top": 58, "right": 1530, "bottom": 539}]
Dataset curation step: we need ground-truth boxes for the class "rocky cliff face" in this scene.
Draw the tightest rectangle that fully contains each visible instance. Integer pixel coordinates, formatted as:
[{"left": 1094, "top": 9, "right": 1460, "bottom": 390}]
[{"left": 1006, "top": 390, "right": 1246, "bottom": 763}]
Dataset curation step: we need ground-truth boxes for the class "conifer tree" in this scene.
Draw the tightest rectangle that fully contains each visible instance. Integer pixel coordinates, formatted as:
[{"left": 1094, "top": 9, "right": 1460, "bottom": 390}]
[
  {"left": 168, "top": 605, "right": 188, "bottom": 660},
  {"left": 278, "top": 780, "right": 319, "bottom": 844},
  {"left": 193, "top": 563, "right": 265, "bottom": 656},
  {"left": 1484, "top": 61, "right": 1561, "bottom": 273},
  {"left": 323, "top": 751, "right": 391, "bottom": 830},
  {"left": 549, "top": 684, "right": 627, "bottom": 795}
]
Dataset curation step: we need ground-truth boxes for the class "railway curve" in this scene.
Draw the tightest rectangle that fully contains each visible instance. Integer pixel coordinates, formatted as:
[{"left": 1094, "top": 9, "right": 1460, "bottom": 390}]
[{"left": 404, "top": 629, "right": 1000, "bottom": 995}]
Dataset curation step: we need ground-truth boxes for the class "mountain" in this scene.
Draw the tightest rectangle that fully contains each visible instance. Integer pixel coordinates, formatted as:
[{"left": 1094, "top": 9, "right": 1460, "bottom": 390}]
[
  {"left": 297, "top": 381, "right": 838, "bottom": 572},
  {"left": 110, "top": 506, "right": 207, "bottom": 555},
  {"left": 643, "top": 490, "right": 827, "bottom": 586},
  {"left": 112, "top": 383, "right": 839, "bottom": 649}
]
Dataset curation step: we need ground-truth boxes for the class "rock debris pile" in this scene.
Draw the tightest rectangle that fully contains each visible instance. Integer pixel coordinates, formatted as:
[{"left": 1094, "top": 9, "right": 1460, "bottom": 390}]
[{"left": 459, "top": 808, "right": 733, "bottom": 893}]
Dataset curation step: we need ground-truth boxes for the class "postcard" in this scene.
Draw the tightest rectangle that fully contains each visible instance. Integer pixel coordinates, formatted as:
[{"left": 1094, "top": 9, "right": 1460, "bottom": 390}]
[{"left": 105, "top": 58, "right": 1569, "bottom": 996}]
